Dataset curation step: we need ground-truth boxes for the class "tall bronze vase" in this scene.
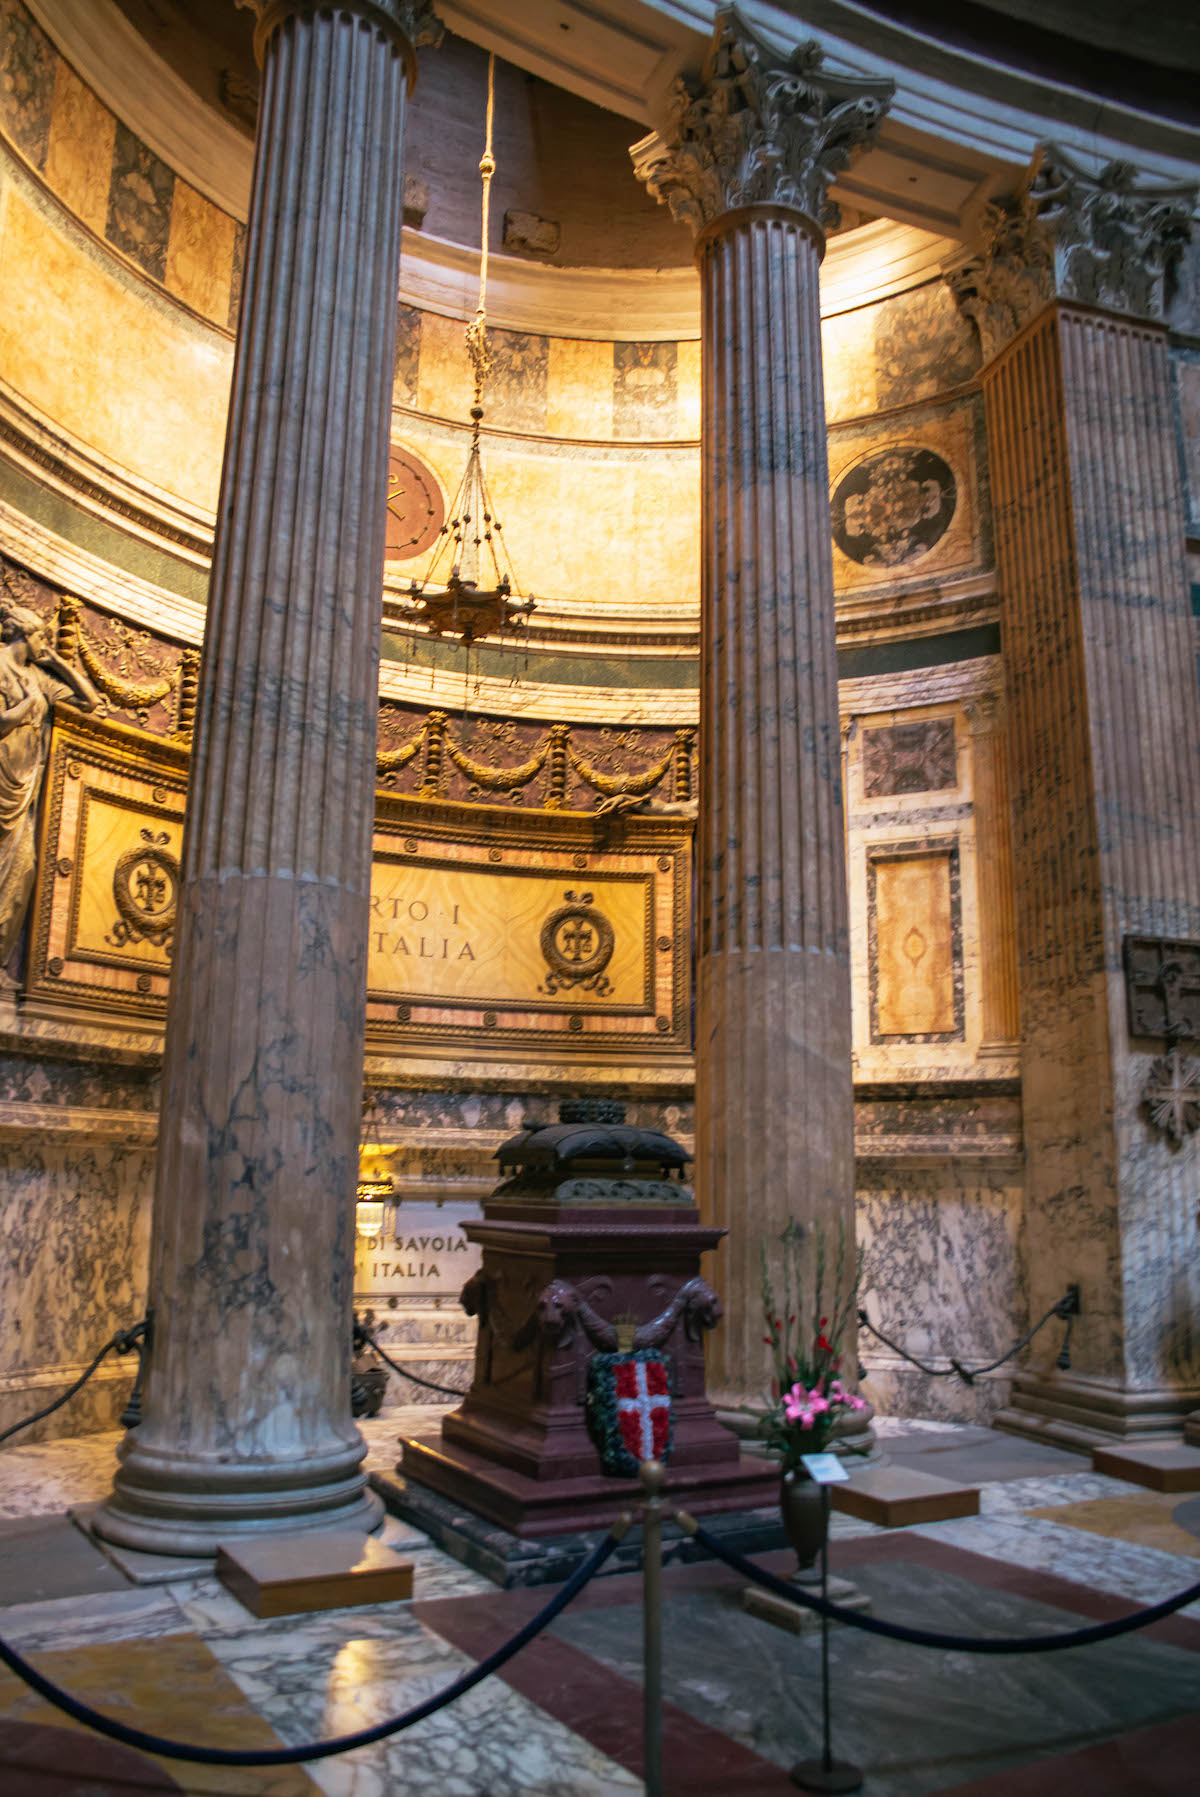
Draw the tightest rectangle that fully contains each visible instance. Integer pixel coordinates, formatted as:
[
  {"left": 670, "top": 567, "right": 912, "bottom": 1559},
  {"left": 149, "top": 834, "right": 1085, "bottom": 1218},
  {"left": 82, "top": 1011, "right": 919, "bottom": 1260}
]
[{"left": 780, "top": 1467, "right": 828, "bottom": 1572}]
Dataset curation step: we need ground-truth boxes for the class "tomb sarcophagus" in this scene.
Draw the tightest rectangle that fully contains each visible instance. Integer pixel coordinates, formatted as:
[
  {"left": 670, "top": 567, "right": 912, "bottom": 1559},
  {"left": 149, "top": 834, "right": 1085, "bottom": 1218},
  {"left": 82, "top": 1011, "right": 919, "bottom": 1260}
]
[{"left": 399, "top": 1099, "right": 777, "bottom": 1536}]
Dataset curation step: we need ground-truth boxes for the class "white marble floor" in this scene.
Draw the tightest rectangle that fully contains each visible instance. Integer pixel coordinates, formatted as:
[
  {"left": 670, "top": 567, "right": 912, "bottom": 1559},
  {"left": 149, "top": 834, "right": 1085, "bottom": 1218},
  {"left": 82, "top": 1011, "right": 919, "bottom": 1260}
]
[{"left": 0, "top": 1412, "right": 1197, "bottom": 1795}]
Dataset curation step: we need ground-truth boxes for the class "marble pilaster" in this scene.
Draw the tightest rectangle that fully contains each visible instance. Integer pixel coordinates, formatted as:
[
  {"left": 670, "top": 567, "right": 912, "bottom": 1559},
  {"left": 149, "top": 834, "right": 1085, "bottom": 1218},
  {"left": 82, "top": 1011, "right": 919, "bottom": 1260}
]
[
  {"left": 963, "top": 695, "right": 1019, "bottom": 1051},
  {"left": 633, "top": 11, "right": 892, "bottom": 1402},
  {"left": 94, "top": 0, "right": 441, "bottom": 1554},
  {"left": 951, "top": 148, "right": 1200, "bottom": 1447}
]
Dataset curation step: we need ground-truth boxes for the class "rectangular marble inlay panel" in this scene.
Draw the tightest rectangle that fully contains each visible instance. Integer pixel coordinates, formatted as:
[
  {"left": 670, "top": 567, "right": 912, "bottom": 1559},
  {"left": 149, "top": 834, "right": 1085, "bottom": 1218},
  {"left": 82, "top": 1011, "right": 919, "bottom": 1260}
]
[
  {"left": 870, "top": 848, "right": 957, "bottom": 1038},
  {"left": 862, "top": 718, "right": 957, "bottom": 797}
]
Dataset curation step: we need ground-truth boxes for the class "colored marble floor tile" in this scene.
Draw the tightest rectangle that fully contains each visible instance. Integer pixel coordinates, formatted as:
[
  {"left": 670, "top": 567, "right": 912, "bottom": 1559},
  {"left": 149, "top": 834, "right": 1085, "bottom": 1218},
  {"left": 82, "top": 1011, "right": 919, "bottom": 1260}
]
[
  {"left": 1026, "top": 1491, "right": 1200, "bottom": 1559},
  {"left": 0, "top": 1631, "right": 321, "bottom": 1796},
  {"left": 540, "top": 1551, "right": 1200, "bottom": 1797}
]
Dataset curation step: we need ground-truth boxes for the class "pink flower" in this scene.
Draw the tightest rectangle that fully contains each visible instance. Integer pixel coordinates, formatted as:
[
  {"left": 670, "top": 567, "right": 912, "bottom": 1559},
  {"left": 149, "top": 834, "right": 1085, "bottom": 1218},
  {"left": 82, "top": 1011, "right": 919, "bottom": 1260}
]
[
  {"left": 782, "top": 1384, "right": 816, "bottom": 1428},
  {"left": 807, "top": 1393, "right": 830, "bottom": 1415}
]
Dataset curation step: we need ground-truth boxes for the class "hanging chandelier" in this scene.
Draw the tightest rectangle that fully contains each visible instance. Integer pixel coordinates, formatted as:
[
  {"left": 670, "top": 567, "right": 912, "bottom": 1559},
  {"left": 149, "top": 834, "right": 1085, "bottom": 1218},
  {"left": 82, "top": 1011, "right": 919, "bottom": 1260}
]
[{"left": 400, "top": 54, "right": 535, "bottom": 650}]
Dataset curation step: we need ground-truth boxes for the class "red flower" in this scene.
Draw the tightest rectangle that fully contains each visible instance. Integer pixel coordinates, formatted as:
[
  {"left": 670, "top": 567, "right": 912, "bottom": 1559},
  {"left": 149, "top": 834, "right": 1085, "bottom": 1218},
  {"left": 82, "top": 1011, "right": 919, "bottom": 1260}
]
[{"left": 816, "top": 1334, "right": 832, "bottom": 1352}]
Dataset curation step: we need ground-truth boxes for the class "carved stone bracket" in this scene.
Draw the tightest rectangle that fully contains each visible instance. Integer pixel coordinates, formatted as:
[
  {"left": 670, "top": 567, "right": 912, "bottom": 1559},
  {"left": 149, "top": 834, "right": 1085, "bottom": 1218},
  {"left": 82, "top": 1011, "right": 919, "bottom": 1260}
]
[
  {"left": 947, "top": 143, "right": 1196, "bottom": 358},
  {"left": 630, "top": 7, "right": 893, "bottom": 240}
]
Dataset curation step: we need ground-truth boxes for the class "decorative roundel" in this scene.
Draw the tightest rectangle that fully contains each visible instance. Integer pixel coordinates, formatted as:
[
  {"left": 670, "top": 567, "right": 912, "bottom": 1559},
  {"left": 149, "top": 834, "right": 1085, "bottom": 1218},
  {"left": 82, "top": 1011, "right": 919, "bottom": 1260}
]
[
  {"left": 384, "top": 447, "right": 444, "bottom": 560},
  {"left": 112, "top": 839, "right": 179, "bottom": 947},
  {"left": 539, "top": 890, "right": 616, "bottom": 997},
  {"left": 831, "top": 446, "right": 956, "bottom": 569}
]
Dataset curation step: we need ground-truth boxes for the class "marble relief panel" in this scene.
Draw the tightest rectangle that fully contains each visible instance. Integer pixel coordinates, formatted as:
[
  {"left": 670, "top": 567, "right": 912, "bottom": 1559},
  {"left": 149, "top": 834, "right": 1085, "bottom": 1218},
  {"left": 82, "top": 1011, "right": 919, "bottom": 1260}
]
[
  {"left": 105, "top": 121, "right": 174, "bottom": 283},
  {"left": 394, "top": 302, "right": 422, "bottom": 407},
  {"left": 164, "top": 178, "right": 236, "bottom": 324},
  {"left": 484, "top": 328, "right": 549, "bottom": 433},
  {"left": 43, "top": 58, "right": 115, "bottom": 237},
  {"left": 613, "top": 341, "right": 678, "bottom": 437},
  {"left": 0, "top": 0, "right": 54, "bottom": 169},
  {"left": 228, "top": 220, "right": 246, "bottom": 330},
  {"left": 871, "top": 280, "right": 981, "bottom": 409}
]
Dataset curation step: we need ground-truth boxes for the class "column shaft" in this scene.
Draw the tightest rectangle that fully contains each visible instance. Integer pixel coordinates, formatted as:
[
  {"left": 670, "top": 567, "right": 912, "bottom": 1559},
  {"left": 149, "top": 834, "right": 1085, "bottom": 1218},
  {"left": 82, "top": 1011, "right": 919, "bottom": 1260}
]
[
  {"left": 695, "top": 211, "right": 853, "bottom": 1403},
  {"left": 96, "top": 4, "right": 412, "bottom": 1553},
  {"left": 987, "top": 304, "right": 1200, "bottom": 1437}
]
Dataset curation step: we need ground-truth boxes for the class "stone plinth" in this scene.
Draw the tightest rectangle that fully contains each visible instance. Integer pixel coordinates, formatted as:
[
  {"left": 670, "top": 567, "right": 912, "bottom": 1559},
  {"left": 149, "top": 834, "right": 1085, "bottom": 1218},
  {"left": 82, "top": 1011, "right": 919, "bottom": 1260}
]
[{"left": 400, "top": 1101, "right": 777, "bottom": 1536}]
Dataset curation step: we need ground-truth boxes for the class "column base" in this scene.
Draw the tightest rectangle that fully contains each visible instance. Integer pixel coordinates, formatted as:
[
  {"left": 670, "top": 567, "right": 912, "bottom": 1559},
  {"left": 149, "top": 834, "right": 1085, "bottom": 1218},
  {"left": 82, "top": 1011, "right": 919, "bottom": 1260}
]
[
  {"left": 92, "top": 1435, "right": 382, "bottom": 1559},
  {"left": 993, "top": 1371, "right": 1200, "bottom": 1455}
]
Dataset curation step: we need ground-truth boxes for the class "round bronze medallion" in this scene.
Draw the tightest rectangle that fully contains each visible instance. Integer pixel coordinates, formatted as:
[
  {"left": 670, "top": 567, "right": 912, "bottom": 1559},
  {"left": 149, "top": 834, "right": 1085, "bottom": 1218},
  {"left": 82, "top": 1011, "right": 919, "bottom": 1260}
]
[
  {"left": 385, "top": 448, "right": 444, "bottom": 560},
  {"left": 831, "top": 446, "right": 956, "bottom": 569},
  {"left": 540, "top": 892, "right": 615, "bottom": 994},
  {"left": 112, "top": 840, "right": 180, "bottom": 949}
]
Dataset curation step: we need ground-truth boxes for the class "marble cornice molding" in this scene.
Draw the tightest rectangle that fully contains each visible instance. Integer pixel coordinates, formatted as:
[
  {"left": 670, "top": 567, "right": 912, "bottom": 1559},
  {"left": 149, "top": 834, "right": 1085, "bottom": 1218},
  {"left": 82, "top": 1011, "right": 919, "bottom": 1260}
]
[
  {"left": 630, "top": 7, "right": 893, "bottom": 246},
  {"left": 236, "top": 0, "right": 443, "bottom": 77},
  {"left": 946, "top": 143, "right": 1198, "bottom": 359}
]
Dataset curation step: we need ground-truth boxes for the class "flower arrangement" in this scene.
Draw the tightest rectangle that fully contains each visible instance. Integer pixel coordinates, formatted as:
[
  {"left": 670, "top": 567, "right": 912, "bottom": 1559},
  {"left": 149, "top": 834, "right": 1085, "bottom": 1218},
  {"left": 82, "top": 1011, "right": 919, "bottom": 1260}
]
[{"left": 753, "top": 1217, "right": 868, "bottom": 1471}]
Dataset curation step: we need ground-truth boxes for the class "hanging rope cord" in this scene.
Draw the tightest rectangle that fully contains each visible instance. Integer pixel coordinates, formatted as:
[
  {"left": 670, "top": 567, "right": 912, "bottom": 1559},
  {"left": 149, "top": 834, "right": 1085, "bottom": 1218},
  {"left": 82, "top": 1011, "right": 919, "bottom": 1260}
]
[
  {"left": 0, "top": 1322, "right": 147, "bottom": 1448},
  {"left": 856, "top": 1288, "right": 1080, "bottom": 1386},
  {"left": 0, "top": 1525, "right": 624, "bottom": 1767},
  {"left": 357, "top": 1320, "right": 464, "bottom": 1401}
]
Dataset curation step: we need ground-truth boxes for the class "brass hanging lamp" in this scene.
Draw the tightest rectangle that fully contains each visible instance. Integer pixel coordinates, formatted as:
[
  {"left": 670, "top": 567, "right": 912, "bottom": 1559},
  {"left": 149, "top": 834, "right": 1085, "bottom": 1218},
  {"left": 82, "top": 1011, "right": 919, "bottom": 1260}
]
[{"left": 401, "top": 54, "right": 535, "bottom": 649}]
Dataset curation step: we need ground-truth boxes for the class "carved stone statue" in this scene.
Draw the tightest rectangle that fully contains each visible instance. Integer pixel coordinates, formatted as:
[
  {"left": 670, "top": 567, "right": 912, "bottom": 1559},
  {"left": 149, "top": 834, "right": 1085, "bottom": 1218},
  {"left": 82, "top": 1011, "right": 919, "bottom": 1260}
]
[{"left": 0, "top": 594, "right": 98, "bottom": 976}]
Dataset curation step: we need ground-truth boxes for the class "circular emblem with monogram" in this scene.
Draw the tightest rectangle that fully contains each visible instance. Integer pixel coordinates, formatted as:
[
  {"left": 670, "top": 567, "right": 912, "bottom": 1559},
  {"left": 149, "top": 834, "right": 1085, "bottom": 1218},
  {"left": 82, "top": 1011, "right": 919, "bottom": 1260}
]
[
  {"left": 109, "top": 830, "right": 180, "bottom": 950},
  {"left": 831, "top": 446, "right": 956, "bottom": 568},
  {"left": 540, "top": 890, "right": 615, "bottom": 996},
  {"left": 385, "top": 448, "right": 444, "bottom": 560}
]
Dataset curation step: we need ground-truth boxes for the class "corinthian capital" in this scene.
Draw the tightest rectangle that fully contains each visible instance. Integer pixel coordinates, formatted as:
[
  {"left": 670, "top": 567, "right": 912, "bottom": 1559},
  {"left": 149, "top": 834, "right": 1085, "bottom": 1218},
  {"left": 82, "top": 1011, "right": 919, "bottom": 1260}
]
[
  {"left": 948, "top": 144, "right": 1196, "bottom": 357},
  {"left": 238, "top": 0, "right": 443, "bottom": 65},
  {"left": 631, "top": 7, "right": 893, "bottom": 241}
]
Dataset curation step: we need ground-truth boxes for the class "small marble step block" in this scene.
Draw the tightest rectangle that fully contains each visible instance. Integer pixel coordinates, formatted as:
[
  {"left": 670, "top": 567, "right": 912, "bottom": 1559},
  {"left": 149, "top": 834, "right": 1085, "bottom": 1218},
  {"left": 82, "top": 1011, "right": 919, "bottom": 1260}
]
[
  {"left": 1092, "top": 1442, "right": 1200, "bottom": 1493},
  {"left": 216, "top": 1531, "right": 413, "bottom": 1618},
  {"left": 831, "top": 1464, "right": 979, "bottom": 1528},
  {"left": 744, "top": 1572, "right": 871, "bottom": 1635}
]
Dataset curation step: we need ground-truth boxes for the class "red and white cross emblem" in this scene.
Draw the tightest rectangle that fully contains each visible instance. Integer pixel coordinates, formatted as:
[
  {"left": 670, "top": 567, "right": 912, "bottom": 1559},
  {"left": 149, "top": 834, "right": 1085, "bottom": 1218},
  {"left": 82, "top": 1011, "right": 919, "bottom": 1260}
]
[{"left": 615, "top": 1357, "right": 671, "bottom": 1461}]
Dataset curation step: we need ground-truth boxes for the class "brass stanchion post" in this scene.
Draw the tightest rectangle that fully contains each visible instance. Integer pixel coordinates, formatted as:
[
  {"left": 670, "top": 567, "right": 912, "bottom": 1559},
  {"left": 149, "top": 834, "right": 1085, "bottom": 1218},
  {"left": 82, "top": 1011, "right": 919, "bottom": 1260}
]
[{"left": 639, "top": 1459, "right": 666, "bottom": 1797}]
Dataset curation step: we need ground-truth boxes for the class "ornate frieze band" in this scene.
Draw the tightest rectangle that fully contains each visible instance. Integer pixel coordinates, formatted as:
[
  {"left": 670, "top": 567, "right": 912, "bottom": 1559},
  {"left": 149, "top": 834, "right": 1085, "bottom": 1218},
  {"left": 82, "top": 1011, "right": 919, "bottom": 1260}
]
[
  {"left": 630, "top": 7, "right": 893, "bottom": 243},
  {"left": 947, "top": 144, "right": 1197, "bottom": 359}
]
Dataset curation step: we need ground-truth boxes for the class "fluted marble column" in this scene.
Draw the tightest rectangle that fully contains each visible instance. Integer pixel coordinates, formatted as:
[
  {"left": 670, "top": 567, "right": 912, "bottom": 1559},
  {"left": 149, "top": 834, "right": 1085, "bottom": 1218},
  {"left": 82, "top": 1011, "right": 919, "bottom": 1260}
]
[
  {"left": 951, "top": 148, "right": 1200, "bottom": 1447},
  {"left": 96, "top": 0, "right": 441, "bottom": 1555},
  {"left": 634, "top": 12, "right": 891, "bottom": 1403}
]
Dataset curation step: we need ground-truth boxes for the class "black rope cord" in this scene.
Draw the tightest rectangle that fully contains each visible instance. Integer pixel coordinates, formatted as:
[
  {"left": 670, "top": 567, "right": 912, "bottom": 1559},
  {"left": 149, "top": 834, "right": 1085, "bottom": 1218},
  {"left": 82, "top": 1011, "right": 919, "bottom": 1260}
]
[
  {"left": 857, "top": 1286, "right": 1080, "bottom": 1386},
  {"left": 357, "top": 1324, "right": 465, "bottom": 1401},
  {"left": 0, "top": 1524, "right": 624, "bottom": 1766},
  {"left": 687, "top": 1521, "right": 1200, "bottom": 1655},
  {"left": 0, "top": 1322, "right": 148, "bottom": 1448}
]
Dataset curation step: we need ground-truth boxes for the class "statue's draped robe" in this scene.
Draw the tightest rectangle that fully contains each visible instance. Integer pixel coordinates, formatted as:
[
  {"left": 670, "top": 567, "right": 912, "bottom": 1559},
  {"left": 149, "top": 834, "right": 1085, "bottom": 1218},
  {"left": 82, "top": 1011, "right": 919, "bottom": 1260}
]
[{"left": 0, "top": 662, "right": 71, "bottom": 964}]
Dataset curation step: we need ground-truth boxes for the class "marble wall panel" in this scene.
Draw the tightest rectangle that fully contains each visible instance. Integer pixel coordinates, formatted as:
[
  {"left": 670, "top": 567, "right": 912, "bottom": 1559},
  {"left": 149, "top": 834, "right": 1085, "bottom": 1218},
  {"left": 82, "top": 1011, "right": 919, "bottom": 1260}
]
[
  {"left": 43, "top": 59, "right": 115, "bottom": 238},
  {"left": 0, "top": 1140, "right": 154, "bottom": 1439},
  {"left": 228, "top": 220, "right": 246, "bottom": 332},
  {"left": 0, "top": 0, "right": 54, "bottom": 170},
  {"left": 545, "top": 336, "right": 613, "bottom": 439},
  {"left": 0, "top": 172, "right": 233, "bottom": 509},
  {"left": 828, "top": 399, "right": 986, "bottom": 596},
  {"left": 857, "top": 1165, "right": 1026, "bottom": 1424},
  {"left": 613, "top": 341, "right": 678, "bottom": 438},
  {"left": 869, "top": 847, "right": 959, "bottom": 1039},
  {"left": 105, "top": 120, "right": 173, "bottom": 284},
  {"left": 822, "top": 305, "right": 878, "bottom": 422},
  {"left": 165, "top": 178, "right": 236, "bottom": 325},
  {"left": 676, "top": 339, "right": 701, "bottom": 439},
  {"left": 415, "top": 310, "right": 476, "bottom": 422}
]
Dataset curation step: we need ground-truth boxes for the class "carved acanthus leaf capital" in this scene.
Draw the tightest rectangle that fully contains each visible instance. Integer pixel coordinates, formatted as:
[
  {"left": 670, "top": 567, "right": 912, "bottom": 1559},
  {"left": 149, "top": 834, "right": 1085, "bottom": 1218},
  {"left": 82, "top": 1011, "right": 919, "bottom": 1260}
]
[
  {"left": 631, "top": 7, "right": 892, "bottom": 241},
  {"left": 947, "top": 144, "right": 1196, "bottom": 358}
]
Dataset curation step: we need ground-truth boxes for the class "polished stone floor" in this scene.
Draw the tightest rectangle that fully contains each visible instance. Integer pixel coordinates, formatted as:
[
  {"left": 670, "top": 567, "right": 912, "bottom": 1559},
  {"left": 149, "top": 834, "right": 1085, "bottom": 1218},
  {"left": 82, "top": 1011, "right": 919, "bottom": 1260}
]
[{"left": 0, "top": 1410, "right": 1197, "bottom": 1795}]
